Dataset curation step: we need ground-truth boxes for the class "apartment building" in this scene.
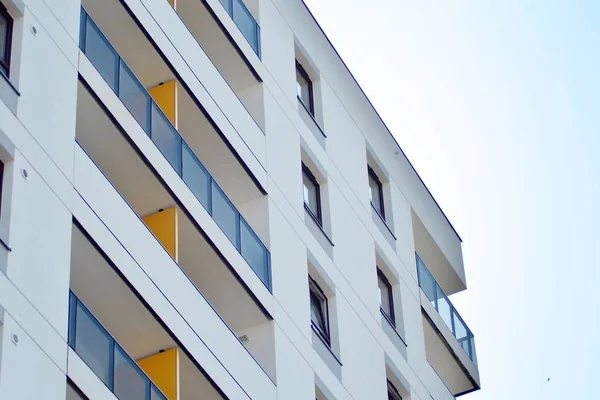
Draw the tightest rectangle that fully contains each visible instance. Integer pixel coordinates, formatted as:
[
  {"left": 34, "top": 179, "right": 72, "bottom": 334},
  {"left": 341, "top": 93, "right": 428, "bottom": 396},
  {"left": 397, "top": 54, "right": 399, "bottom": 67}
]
[{"left": 0, "top": 0, "right": 480, "bottom": 398}]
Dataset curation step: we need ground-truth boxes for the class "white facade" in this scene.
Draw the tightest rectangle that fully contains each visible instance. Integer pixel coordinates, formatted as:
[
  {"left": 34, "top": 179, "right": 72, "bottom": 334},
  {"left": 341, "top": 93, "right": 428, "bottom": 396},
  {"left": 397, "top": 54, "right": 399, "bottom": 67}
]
[{"left": 0, "top": 0, "right": 480, "bottom": 399}]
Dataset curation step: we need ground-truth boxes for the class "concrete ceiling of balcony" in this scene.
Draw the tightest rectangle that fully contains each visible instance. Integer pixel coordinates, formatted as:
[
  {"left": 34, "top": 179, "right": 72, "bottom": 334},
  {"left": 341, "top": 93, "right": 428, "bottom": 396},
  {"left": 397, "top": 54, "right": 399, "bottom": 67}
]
[{"left": 412, "top": 210, "right": 466, "bottom": 295}]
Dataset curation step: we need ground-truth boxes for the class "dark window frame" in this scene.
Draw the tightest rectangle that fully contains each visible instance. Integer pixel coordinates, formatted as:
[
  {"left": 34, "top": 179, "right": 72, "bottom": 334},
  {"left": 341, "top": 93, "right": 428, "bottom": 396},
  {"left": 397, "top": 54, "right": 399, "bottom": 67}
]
[
  {"left": 302, "top": 163, "right": 322, "bottom": 226},
  {"left": 368, "top": 166, "right": 385, "bottom": 219},
  {"left": 387, "top": 380, "right": 402, "bottom": 400},
  {"left": 0, "top": 3, "right": 13, "bottom": 77},
  {"left": 0, "top": 159, "right": 9, "bottom": 252},
  {"left": 309, "top": 277, "right": 330, "bottom": 346},
  {"left": 377, "top": 268, "right": 395, "bottom": 326},
  {"left": 296, "top": 61, "right": 314, "bottom": 115}
]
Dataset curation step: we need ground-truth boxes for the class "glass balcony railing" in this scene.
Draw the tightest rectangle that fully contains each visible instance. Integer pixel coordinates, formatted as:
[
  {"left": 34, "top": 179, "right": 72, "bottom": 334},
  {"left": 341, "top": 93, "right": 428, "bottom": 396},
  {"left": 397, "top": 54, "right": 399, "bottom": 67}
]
[
  {"left": 79, "top": 8, "right": 271, "bottom": 291},
  {"left": 68, "top": 291, "right": 168, "bottom": 400},
  {"left": 416, "top": 254, "right": 478, "bottom": 366},
  {"left": 217, "top": 0, "right": 261, "bottom": 58}
]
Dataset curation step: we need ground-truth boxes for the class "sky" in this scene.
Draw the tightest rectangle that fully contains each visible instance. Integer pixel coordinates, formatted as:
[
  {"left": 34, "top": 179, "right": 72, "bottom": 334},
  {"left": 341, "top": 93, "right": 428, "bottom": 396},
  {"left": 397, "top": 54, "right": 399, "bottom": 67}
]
[{"left": 302, "top": 0, "right": 600, "bottom": 398}]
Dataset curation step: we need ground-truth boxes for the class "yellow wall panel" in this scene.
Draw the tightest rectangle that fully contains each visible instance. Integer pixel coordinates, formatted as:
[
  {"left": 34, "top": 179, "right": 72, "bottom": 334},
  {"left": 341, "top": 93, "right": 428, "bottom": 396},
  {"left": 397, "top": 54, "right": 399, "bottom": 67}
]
[
  {"left": 149, "top": 80, "right": 177, "bottom": 127},
  {"left": 143, "top": 207, "right": 178, "bottom": 261},
  {"left": 138, "top": 348, "right": 179, "bottom": 400}
]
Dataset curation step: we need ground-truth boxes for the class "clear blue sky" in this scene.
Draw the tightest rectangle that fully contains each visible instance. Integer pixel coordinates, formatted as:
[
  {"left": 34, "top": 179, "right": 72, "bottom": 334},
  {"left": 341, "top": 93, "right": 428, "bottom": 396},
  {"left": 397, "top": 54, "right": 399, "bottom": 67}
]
[{"left": 302, "top": 0, "right": 600, "bottom": 398}]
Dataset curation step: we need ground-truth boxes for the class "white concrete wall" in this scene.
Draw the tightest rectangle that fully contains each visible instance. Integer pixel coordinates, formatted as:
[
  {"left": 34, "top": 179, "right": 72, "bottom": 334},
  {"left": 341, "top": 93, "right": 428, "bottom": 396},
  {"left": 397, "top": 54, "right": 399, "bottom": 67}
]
[
  {"left": 0, "top": 0, "right": 477, "bottom": 398},
  {"left": 0, "top": 313, "right": 67, "bottom": 400},
  {"left": 0, "top": 0, "right": 80, "bottom": 398},
  {"left": 254, "top": 0, "right": 473, "bottom": 396}
]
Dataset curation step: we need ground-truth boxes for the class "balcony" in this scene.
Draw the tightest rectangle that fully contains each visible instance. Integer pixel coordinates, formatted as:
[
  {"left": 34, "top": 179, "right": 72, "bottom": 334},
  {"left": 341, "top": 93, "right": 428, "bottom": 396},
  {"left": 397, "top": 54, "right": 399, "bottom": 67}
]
[
  {"left": 416, "top": 254, "right": 480, "bottom": 396},
  {"left": 78, "top": 7, "right": 271, "bottom": 291},
  {"left": 68, "top": 225, "right": 228, "bottom": 399}
]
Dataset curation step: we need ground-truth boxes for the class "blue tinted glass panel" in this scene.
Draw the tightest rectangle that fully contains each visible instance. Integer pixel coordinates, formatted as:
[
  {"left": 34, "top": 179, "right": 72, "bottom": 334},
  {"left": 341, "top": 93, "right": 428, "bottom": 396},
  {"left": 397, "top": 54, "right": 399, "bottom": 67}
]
[
  {"left": 119, "top": 62, "right": 150, "bottom": 133},
  {"left": 211, "top": 183, "right": 238, "bottom": 246},
  {"left": 417, "top": 262, "right": 437, "bottom": 304},
  {"left": 437, "top": 295, "right": 453, "bottom": 332},
  {"left": 453, "top": 311, "right": 468, "bottom": 340},
  {"left": 113, "top": 345, "right": 148, "bottom": 400},
  {"left": 84, "top": 19, "right": 118, "bottom": 92},
  {"left": 469, "top": 337, "right": 478, "bottom": 365},
  {"left": 151, "top": 104, "right": 182, "bottom": 174},
  {"left": 151, "top": 385, "right": 168, "bottom": 400},
  {"left": 240, "top": 218, "right": 267, "bottom": 284},
  {"left": 182, "top": 142, "right": 210, "bottom": 211},
  {"left": 459, "top": 337, "right": 471, "bottom": 355},
  {"left": 219, "top": 0, "right": 232, "bottom": 13},
  {"left": 68, "top": 293, "right": 77, "bottom": 347},
  {"left": 232, "top": 0, "right": 259, "bottom": 53},
  {"left": 74, "top": 304, "right": 112, "bottom": 386}
]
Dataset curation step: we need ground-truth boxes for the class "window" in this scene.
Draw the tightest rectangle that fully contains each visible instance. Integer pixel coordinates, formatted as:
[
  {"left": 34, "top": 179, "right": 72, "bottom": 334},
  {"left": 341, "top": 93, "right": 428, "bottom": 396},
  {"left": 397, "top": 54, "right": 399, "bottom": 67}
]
[
  {"left": 378, "top": 269, "right": 395, "bottom": 325},
  {"left": 309, "top": 277, "right": 330, "bottom": 345},
  {"left": 368, "top": 166, "right": 384, "bottom": 219},
  {"left": 0, "top": 3, "right": 13, "bottom": 76},
  {"left": 387, "top": 380, "right": 402, "bottom": 400},
  {"left": 302, "top": 163, "right": 321, "bottom": 225},
  {"left": 296, "top": 61, "right": 314, "bottom": 115}
]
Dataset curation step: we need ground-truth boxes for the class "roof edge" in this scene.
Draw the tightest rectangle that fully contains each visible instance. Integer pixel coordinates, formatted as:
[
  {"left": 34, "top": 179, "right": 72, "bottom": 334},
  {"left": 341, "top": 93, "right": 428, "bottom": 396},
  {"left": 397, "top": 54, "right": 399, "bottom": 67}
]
[{"left": 299, "top": 0, "right": 462, "bottom": 242}]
